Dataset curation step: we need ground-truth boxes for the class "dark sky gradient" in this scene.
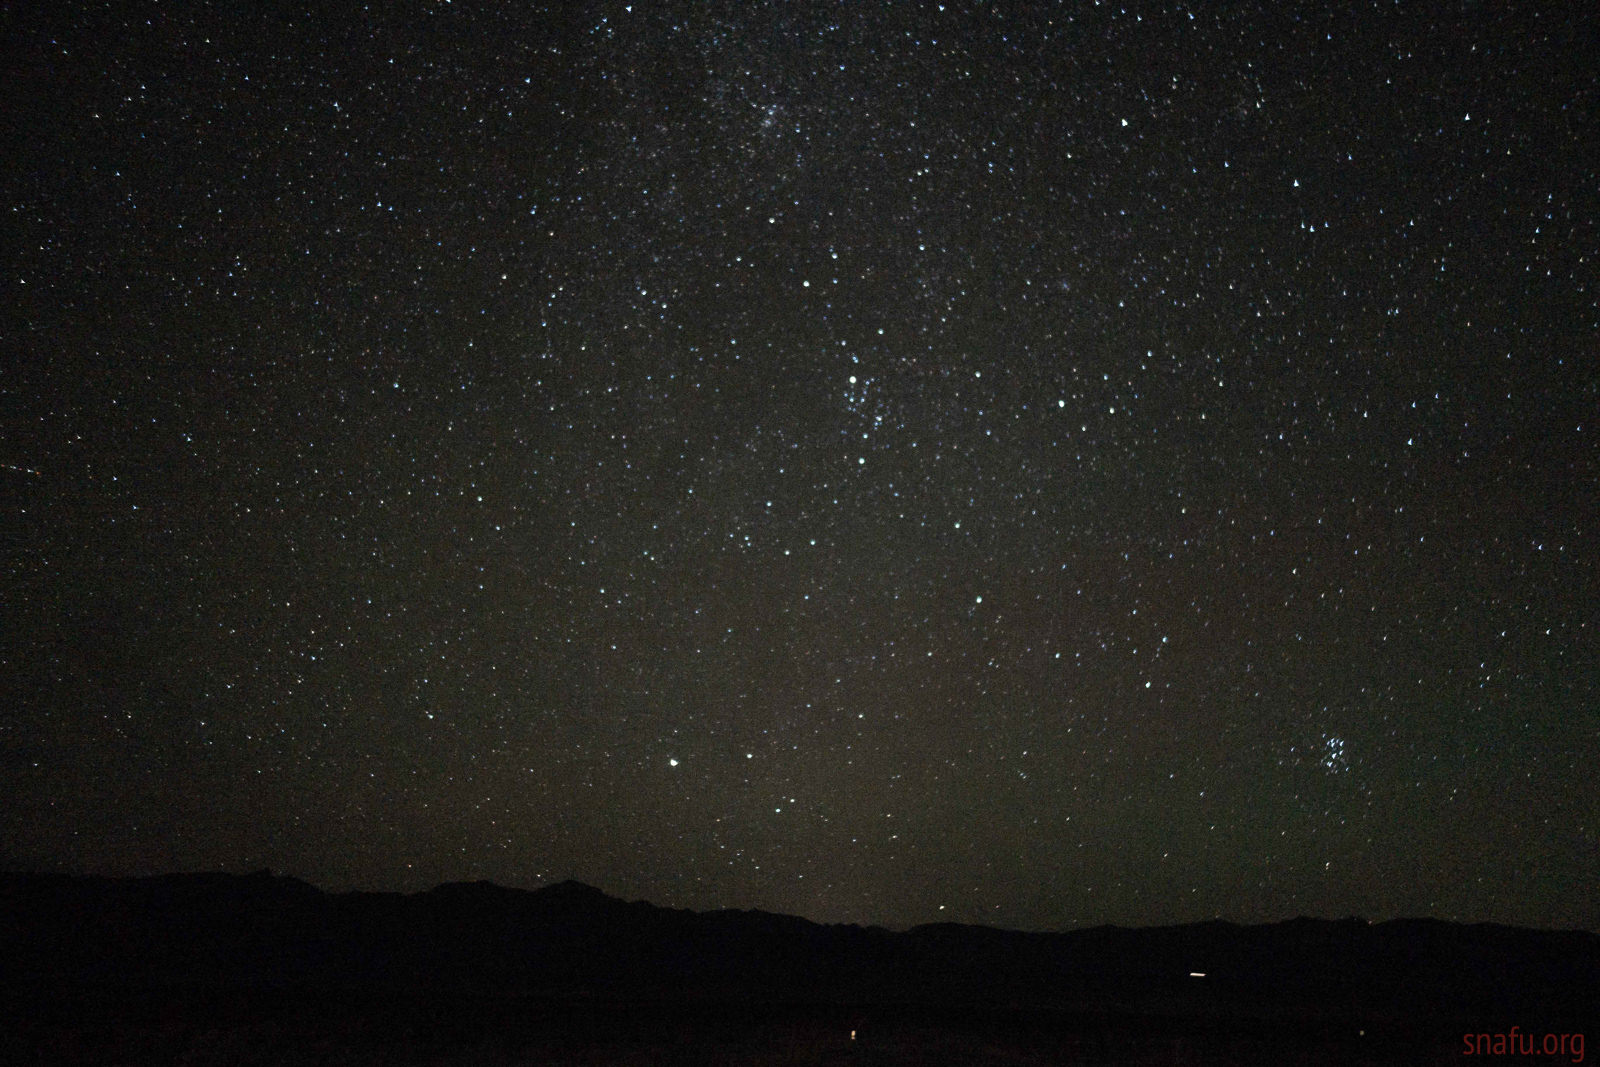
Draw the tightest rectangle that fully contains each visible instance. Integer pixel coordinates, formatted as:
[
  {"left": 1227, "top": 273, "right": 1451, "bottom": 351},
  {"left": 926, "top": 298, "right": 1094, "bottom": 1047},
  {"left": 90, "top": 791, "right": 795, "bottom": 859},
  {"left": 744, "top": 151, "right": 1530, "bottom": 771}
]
[{"left": 4, "top": 1, "right": 1596, "bottom": 932}]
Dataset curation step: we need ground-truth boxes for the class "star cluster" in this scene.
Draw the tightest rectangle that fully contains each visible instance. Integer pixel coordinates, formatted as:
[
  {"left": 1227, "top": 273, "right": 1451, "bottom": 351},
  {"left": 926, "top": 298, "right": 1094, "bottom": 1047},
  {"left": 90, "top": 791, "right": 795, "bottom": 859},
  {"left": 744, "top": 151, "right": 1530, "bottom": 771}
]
[{"left": 3, "top": 1, "right": 1596, "bottom": 931}]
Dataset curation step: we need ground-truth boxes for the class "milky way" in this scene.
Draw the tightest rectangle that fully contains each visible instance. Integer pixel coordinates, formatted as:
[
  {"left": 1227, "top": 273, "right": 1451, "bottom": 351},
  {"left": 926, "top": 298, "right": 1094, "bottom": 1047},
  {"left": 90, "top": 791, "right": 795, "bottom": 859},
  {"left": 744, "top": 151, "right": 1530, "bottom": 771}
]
[{"left": 4, "top": 1, "right": 1596, "bottom": 931}]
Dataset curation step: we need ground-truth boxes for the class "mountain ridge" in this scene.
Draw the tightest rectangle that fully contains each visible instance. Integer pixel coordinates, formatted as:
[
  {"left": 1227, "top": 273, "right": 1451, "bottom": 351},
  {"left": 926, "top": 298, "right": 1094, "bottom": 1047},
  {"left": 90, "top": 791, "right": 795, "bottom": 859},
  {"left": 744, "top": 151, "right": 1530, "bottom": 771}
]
[{"left": 3, "top": 869, "right": 1595, "bottom": 1020}]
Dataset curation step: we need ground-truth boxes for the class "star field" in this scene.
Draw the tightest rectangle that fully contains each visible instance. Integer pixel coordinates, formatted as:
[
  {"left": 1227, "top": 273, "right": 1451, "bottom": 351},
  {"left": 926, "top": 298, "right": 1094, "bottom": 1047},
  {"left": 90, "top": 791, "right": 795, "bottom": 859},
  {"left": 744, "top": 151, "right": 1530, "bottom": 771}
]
[{"left": 3, "top": 1, "right": 1597, "bottom": 931}]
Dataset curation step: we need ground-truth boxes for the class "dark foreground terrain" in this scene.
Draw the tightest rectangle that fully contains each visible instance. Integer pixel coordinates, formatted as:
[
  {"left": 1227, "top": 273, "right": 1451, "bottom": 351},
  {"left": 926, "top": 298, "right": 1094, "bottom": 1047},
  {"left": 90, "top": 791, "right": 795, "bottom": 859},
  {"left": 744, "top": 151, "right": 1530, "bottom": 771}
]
[{"left": 3, "top": 872, "right": 1595, "bottom": 1065}]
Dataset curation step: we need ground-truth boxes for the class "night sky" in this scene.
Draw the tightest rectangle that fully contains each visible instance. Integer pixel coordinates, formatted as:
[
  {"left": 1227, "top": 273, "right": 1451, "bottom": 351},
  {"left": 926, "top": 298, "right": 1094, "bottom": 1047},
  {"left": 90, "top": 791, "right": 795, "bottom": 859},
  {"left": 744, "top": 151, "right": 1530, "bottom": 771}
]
[{"left": 4, "top": 1, "right": 1597, "bottom": 933}]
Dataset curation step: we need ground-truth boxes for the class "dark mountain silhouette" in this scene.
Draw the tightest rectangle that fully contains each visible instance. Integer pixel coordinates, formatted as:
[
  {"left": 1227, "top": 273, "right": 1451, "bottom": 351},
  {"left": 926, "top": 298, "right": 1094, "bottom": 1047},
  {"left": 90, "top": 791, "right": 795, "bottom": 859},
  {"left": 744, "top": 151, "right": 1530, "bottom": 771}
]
[
  {"left": 4, "top": 869, "right": 1595, "bottom": 1015},
  {"left": 3, "top": 871, "right": 1595, "bottom": 1064}
]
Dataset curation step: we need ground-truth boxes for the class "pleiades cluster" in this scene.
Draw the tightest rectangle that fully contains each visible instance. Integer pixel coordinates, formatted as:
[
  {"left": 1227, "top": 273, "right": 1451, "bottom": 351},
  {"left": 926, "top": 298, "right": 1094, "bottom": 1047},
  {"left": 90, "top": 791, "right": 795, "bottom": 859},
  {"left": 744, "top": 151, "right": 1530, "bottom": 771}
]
[{"left": 4, "top": 1, "right": 1595, "bottom": 931}]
